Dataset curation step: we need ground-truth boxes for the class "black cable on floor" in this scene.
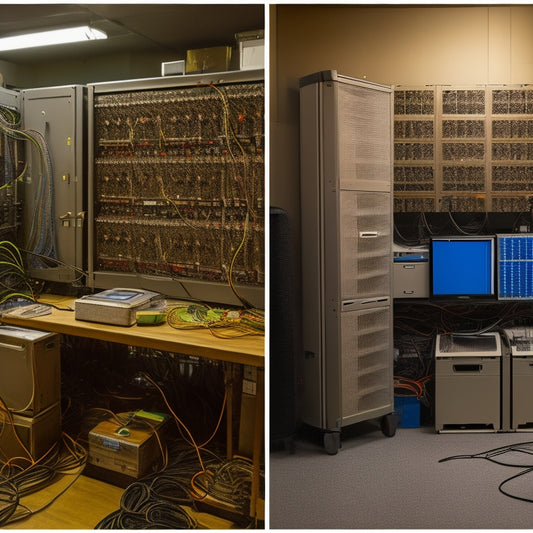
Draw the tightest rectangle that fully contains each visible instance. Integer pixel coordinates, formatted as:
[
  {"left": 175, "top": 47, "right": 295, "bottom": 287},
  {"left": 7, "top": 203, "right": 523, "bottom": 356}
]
[{"left": 440, "top": 441, "right": 533, "bottom": 503}]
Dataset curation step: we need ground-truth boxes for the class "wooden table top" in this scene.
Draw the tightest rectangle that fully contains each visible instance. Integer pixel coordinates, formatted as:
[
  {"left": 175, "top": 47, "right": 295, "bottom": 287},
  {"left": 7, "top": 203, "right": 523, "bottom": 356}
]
[{"left": 0, "top": 294, "right": 265, "bottom": 368}]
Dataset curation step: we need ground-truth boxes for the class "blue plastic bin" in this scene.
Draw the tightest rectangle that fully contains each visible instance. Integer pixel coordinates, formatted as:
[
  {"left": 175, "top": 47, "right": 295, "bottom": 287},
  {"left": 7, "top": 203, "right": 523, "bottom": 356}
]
[{"left": 394, "top": 396, "right": 421, "bottom": 428}]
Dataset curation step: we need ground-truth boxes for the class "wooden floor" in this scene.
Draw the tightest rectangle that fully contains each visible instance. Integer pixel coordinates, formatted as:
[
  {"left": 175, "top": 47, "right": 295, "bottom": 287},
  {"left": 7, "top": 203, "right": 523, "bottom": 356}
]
[
  {"left": 3, "top": 473, "right": 124, "bottom": 529},
  {"left": 3, "top": 472, "right": 235, "bottom": 529}
]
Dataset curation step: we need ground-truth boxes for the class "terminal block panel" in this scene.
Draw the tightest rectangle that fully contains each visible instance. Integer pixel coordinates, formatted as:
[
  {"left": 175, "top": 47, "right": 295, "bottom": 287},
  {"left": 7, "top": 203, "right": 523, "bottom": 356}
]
[{"left": 89, "top": 73, "right": 264, "bottom": 307}]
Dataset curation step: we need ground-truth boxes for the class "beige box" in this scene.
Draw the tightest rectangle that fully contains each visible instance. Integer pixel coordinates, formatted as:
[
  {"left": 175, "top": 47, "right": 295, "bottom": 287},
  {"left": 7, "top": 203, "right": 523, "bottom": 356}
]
[
  {"left": 75, "top": 288, "right": 163, "bottom": 327},
  {"left": 393, "top": 261, "right": 429, "bottom": 298},
  {"left": 88, "top": 413, "right": 169, "bottom": 478},
  {"left": 0, "top": 326, "right": 60, "bottom": 416},
  {"left": 236, "top": 30, "right": 264, "bottom": 70},
  {"left": 185, "top": 46, "right": 232, "bottom": 74},
  {"left": 161, "top": 59, "right": 185, "bottom": 77},
  {"left": 0, "top": 402, "right": 61, "bottom": 461}
]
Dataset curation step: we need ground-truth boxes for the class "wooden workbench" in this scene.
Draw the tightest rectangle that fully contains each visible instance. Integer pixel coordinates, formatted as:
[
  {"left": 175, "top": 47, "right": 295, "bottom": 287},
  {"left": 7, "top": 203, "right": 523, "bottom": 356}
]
[
  {"left": 0, "top": 294, "right": 264, "bottom": 367},
  {"left": 0, "top": 294, "right": 265, "bottom": 525}
]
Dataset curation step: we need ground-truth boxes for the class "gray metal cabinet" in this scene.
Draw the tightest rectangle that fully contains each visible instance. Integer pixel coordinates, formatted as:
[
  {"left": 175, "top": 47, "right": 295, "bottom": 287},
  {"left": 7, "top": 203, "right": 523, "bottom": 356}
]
[
  {"left": 299, "top": 70, "right": 396, "bottom": 454},
  {"left": 21, "top": 85, "right": 86, "bottom": 282}
]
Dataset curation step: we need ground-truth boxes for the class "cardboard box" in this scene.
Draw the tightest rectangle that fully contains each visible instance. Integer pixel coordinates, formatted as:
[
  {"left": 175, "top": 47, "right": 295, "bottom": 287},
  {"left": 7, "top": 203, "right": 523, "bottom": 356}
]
[
  {"left": 0, "top": 402, "right": 61, "bottom": 461},
  {"left": 185, "top": 46, "right": 232, "bottom": 74},
  {"left": 88, "top": 412, "right": 169, "bottom": 478}
]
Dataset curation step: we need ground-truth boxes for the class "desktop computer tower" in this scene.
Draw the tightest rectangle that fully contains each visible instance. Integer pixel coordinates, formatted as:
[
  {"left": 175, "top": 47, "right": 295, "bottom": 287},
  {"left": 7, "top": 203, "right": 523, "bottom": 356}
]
[
  {"left": 0, "top": 325, "right": 60, "bottom": 416},
  {"left": 299, "top": 71, "right": 395, "bottom": 454},
  {"left": 505, "top": 327, "right": 533, "bottom": 430},
  {"left": 511, "top": 356, "right": 533, "bottom": 430},
  {"left": 435, "top": 333, "right": 502, "bottom": 432},
  {"left": 0, "top": 325, "right": 61, "bottom": 463}
]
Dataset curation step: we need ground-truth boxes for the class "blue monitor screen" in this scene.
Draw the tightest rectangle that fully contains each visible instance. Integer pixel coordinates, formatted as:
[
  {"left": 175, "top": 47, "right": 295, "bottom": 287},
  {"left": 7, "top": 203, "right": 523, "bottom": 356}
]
[
  {"left": 431, "top": 237, "right": 495, "bottom": 298},
  {"left": 498, "top": 234, "right": 533, "bottom": 299}
]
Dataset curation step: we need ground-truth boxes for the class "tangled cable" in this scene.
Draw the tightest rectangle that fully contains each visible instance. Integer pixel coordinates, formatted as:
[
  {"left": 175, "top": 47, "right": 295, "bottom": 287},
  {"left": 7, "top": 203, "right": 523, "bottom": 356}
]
[
  {"left": 0, "top": 432, "right": 87, "bottom": 526},
  {"left": 166, "top": 303, "right": 264, "bottom": 338},
  {"left": 0, "top": 241, "right": 35, "bottom": 304},
  {"left": 0, "top": 104, "right": 56, "bottom": 261},
  {"left": 95, "top": 477, "right": 197, "bottom": 529},
  {"left": 95, "top": 446, "right": 261, "bottom": 529},
  {"left": 394, "top": 375, "right": 431, "bottom": 399}
]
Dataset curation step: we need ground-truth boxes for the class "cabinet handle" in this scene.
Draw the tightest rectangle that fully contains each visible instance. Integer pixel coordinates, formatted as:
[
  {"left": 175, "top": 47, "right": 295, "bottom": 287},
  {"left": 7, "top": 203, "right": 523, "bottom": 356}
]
[
  {"left": 359, "top": 231, "right": 378, "bottom": 238},
  {"left": 0, "top": 341, "right": 24, "bottom": 352},
  {"left": 453, "top": 364, "right": 482, "bottom": 373}
]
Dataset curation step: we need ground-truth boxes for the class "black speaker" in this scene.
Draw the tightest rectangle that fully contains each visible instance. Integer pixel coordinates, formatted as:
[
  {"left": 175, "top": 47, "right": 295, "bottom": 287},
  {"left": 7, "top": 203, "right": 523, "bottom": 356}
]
[{"left": 270, "top": 207, "right": 296, "bottom": 450}]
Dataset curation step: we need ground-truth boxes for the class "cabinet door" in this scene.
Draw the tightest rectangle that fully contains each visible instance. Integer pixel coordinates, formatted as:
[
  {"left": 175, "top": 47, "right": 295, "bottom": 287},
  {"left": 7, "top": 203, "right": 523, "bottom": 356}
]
[
  {"left": 337, "top": 82, "right": 392, "bottom": 192},
  {"left": 22, "top": 86, "right": 85, "bottom": 282},
  {"left": 338, "top": 305, "right": 393, "bottom": 423},
  {"left": 339, "top": 190, "right": 392, "bottom": 301}
]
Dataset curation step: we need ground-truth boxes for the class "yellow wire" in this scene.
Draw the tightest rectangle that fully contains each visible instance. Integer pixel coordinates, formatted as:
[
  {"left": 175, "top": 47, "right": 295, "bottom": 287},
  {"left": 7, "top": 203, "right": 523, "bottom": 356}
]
[
  {"left": 209, "top": 84, "right": 257, "bottom": 221},
  {"left": 160, "top": 182, "right": 202, "bottom": 230}
]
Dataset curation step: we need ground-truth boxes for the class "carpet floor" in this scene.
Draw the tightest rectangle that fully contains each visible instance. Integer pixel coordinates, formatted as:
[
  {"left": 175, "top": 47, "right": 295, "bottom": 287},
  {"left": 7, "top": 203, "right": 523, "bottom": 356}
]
[{"left": 269, "top": 421, "right": 533, "bottom": 529}]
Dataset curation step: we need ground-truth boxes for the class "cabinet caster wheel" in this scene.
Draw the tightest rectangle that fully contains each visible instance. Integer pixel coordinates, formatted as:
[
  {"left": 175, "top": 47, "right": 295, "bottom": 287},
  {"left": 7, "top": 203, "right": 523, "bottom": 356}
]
[
  {"left": 323, "top": 431, "right": 341, "bottom": 455},
  {"left": 381, "top": 413, "right": 398, "bottom": 437}
]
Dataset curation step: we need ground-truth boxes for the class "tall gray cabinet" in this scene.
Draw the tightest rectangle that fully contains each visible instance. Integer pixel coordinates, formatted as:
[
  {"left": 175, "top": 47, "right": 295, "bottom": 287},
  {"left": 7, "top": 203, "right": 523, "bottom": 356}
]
[{"left": 299, "top": 70, "right": 396, "bottom": 454}]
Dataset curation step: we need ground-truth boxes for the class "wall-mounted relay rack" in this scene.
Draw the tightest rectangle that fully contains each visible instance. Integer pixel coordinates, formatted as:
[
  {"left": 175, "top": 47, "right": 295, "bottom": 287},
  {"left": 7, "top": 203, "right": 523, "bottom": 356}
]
[
  {"left": 0, "top": 87, "right": 22, "bottom": 244},
  {"left": 87, "top": 69, "right": 264, "bottom": 308},
  {"left": 394, "top": 85, "right": 533, "bottom": 213}
]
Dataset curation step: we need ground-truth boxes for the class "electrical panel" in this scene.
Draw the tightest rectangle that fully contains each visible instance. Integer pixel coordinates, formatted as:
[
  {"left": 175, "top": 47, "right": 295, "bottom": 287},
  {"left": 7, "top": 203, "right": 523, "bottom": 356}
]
[
  {"left": 394, "top": 85, "right": 533, "bottom": 213},
  {"left": 87, "top": 70, "right": 264, "bottom": 308},
  {"left": 0, "top": 87, "right": 22, "bottom": 243}
]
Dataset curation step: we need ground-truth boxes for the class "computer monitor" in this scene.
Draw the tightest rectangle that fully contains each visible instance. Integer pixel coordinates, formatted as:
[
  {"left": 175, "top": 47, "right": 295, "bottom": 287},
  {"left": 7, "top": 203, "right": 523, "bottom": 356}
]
[
  {"left": 430, "top": 235, "right": 496, "bottom": 299},
  {"left": 497, "top": 234, "right": 533, "bottom": 300}
]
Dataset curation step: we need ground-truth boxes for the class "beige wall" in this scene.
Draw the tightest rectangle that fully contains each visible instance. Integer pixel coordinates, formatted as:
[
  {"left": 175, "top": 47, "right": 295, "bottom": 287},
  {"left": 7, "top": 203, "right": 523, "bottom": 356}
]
[
  {"left": 270, "top": 3, "right": 533, "bottom": 362},
  {"left": 271, "top": 4, "right": 533, "bottom": 214}
]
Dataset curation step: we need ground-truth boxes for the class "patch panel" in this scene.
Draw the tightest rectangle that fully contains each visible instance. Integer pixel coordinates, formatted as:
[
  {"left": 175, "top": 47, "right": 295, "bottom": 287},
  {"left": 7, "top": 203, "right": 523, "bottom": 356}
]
[
  {"left": 393, "top": 166, "right": 434, "bottom": 192},
  {"left": 394, "top": 196, "right": 436, "bottom": 212},
  {"left": 442, "top": 89, "right": 485, "bottom": 115},
  {"left": 91, "top": 79, "right": 264, "bottom": 295},
  {"left": 492, "top": 89, "right": 533, "bottom": 115},
  {"left": 492, "top": 196, "right": 532, "bottom": 212},
  {"left": 442, "top": 119, "right": 485, "bottom": 139},
  {"left": 442, "top": 166, "right": 485, "bottom": 191},
  {"left": 394, "top": 120, "right": 434, "bottom": 139},
  {"left": 394, "top": 89, "right": 434, "bottom": 115},
  {"left": 442, "top": 142, "right": 485, "bottom": 161}
]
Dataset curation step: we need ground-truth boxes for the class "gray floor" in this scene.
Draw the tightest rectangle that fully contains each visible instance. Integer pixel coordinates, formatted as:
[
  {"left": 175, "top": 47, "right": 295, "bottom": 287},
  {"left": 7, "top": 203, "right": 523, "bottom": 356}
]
[{"left": 269, "top": 422, "right": 533, "bottom": 529}]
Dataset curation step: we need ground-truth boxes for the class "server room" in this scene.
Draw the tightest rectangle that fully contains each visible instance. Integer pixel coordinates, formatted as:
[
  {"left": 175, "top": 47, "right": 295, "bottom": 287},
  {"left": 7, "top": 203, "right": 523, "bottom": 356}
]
[
  {"left": 270, "top": 4, "right": 533, "bottom": 530},
  {"left": 0, "top": 4, "right": 265, "bottom": 528}
]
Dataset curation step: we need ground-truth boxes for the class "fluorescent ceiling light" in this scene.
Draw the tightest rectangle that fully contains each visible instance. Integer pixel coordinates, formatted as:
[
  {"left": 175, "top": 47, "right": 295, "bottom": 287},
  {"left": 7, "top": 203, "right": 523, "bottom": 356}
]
[{"left": 0, "top": 25, "right": 107, "bottom": 52}]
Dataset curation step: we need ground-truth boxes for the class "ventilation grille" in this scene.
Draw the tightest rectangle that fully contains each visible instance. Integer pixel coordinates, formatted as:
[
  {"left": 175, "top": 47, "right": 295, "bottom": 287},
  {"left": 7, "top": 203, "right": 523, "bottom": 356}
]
[
  {"left": 338, "top": 84, "right": 391, "bottom": 190},
  {"left": 340, "top": 306, "right": 392, "bottom": 420}
]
